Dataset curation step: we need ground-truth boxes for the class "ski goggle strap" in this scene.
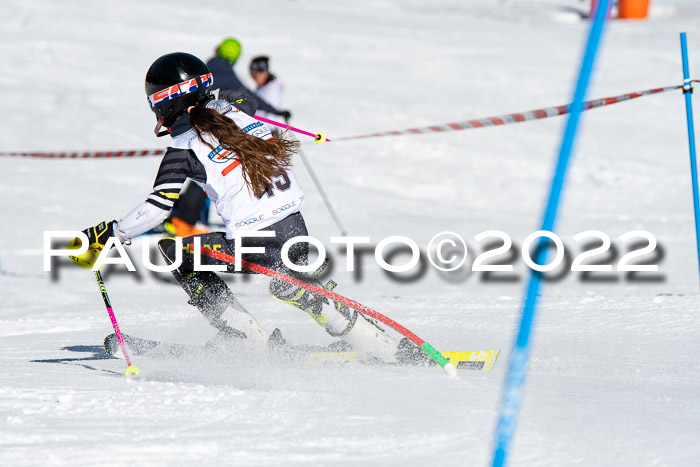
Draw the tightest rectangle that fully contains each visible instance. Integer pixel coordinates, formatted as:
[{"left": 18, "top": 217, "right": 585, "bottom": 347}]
[{"left": 147, "top": 73, "right": 214, "bottom": 108}]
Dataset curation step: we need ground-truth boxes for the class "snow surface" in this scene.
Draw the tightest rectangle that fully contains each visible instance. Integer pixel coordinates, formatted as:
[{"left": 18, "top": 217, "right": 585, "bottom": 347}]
[{"left": 2, "top": 0, "right": 700, "bottom": 465}]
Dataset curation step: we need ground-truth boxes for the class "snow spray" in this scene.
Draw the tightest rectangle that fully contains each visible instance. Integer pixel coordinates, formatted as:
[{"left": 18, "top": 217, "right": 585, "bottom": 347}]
[{"left": 196, "top": 245, "right": 457, "bottom": 376}]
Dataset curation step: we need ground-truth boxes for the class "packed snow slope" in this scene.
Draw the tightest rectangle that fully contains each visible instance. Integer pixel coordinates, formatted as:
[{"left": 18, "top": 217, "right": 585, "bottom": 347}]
[{"left": 1, "top": 0, "right": 700, "bottom": 465}]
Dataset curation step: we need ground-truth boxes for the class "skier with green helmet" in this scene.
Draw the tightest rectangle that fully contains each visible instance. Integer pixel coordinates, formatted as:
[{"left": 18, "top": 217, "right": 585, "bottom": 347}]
[{"left": 207, "top": 38, "right": 290, "bottom": 121}]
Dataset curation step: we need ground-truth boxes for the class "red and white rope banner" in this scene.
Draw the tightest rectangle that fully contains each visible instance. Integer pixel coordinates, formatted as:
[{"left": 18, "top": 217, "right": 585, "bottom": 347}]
[
  {"left": 333, "top": 82, "right": 698, "bottom": 142},
  {"left": 1, "top": 81, "right": 696, "bottom": 158},
  {"left": 0, "top": 148, "right": 165, "bottom": 159}
]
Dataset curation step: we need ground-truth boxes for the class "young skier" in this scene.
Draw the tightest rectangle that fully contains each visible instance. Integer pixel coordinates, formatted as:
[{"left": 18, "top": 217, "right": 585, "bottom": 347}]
[
  {"left": 249, "top": 56, "right": 284, "bottom": 122},
  {"left": 207, "top": 38, "right": 290, "bottom": 121},
  {"left": 164, "top": 40, "right": 291, "bottom": 237},
  {"left": 68, "top": 52, "right": 408, "bottom": 363}
]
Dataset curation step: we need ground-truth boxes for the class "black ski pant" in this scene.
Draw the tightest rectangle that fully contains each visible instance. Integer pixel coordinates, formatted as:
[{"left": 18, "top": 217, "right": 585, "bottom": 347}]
[
  {"left": 160, "top": 211, "right": 309, "bottom": 274},
  {"left": 158, "top": 212, "right": 309, "bottom": 328}
]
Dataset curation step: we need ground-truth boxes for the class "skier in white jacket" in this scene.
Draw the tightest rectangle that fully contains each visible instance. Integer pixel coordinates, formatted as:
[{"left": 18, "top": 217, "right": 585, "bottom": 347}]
[{"left": 249, "top": 56, "right": 286, "bottom": 123}]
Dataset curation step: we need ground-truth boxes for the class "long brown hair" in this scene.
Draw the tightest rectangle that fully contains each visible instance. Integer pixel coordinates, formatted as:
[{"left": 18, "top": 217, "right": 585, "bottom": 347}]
[{"left": 188, "top": 107, "right": 298, "bottom": 197}]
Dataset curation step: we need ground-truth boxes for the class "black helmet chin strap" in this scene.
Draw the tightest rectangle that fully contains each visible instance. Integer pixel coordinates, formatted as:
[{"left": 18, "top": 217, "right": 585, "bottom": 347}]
[{"left": 153, "top": 117, "right": 169, "bottom": 138}]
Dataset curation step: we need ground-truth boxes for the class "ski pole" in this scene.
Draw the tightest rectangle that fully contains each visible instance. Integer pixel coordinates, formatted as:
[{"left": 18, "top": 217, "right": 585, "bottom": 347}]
[
  {"left": 94, "top": 270, "right": 140, "bottom": 377},
  {"left": 196, "top": 246, "right": 457, "bottom": 376},
  {"left": 297, "top": 144, "right": 347, "bottom": 236},
  {"left": 254, "top": 116, "right": 330, "bottom": 144}
]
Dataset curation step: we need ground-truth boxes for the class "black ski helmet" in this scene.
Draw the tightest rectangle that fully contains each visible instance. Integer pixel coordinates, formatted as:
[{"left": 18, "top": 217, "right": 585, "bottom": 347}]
[
  {"left": 249, "top": 56, "right": 270, "bottom": 73},
  {"left": 145, "top": 52, "right": 214, "bottom": 135}
]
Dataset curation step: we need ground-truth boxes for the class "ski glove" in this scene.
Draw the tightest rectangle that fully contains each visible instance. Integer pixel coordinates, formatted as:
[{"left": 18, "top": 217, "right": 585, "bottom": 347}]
[
  {"left": 278, "top": 110, "right": 291, "bottom": 123},
  {"left": 67, "top": 220, "right": 117, "bottom": 269}
]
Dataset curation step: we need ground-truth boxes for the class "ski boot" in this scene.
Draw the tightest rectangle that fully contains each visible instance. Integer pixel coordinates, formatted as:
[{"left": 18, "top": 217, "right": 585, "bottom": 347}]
[
  {"left": 159, "top": 237, "right": 269, "bottom": 346},
  {"left": 184, "top": 272, "right": 270, "bottom": 344},
  {"left": 268, "top": 260, "right": 339, "bottom": 327},
  {"left": 340, "top": 314, "right": 400, "bottom": 363},
  {"left": 269, "top": 261, "right": 401, "bottom": 362},
  {"left": 202, "top": 296, "right": 271, "bottom": 354}
]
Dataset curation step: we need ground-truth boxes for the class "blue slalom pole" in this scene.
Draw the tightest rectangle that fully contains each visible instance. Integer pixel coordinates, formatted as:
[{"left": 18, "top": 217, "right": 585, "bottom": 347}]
[
  {"left": 490, "top": 1, "right": 611, "bottom": 466},
  {"left": 680, "top": 33, "right": 700, "bottom": 290}
]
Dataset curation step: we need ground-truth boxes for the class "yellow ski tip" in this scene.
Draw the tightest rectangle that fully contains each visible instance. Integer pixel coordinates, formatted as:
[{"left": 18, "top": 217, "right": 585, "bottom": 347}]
[{"left": 441, "top": 350, "right": 500, "bottom": 371}]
